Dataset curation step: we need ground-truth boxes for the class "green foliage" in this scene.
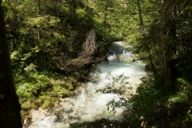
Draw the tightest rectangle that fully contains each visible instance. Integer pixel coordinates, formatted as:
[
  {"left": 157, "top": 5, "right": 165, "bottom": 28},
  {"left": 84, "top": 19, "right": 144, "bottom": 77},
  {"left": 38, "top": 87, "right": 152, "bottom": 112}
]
[
  {"left": 127, "top": 77, "right": 192, "bottom": 128},
  {"left": 16, "top": 71, "right": 75, "bottom": 101},
  {"left": 15, "top": 71, "right": 77, "bottom": 120}
]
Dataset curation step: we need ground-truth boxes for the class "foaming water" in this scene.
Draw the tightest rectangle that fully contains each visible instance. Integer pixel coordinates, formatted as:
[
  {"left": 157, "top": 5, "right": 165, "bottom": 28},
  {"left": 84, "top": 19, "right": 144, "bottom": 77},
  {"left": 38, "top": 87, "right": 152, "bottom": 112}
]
[{"left": 26, "top": 42, "right": 146, "bottom": 128}]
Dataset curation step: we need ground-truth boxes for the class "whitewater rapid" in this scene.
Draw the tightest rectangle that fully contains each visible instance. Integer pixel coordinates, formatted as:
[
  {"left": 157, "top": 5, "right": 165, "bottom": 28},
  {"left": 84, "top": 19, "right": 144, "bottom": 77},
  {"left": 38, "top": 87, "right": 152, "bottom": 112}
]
[{"left": 26, "top": 42, "right": 146, "bottom": 128}]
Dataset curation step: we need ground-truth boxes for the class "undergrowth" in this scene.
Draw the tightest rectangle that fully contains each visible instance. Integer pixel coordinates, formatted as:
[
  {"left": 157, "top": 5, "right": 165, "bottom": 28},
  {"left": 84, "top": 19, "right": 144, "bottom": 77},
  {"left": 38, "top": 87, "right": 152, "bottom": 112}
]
[
  {"left": 15, "top": 70, "right": 78, "bottom": 120},
  {"left": 128, "top": 76, "right": 192, "bottom": 128}
]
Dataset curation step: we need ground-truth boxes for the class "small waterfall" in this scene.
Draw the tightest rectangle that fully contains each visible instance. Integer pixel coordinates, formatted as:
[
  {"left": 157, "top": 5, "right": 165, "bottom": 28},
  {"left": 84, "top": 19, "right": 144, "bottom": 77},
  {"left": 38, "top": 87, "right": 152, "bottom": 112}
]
[
  {"left": 107, "top": 41, "right": 135, "bottom": 62},
  {"left": 26, "top": 41, "right": 146, "bottom": 128}
]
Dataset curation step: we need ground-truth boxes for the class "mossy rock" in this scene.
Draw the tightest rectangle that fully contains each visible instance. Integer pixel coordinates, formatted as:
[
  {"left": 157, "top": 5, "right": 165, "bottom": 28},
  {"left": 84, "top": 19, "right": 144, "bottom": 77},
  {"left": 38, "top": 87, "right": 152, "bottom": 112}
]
[
  {"left": 53, "top": 86, "right": 74, "bottom": 97},
  {"left": 41, "top": 97, "right": 57, "bottom": 109},
  {"left": 22, "top": 101, "right": 36, "bottom": 110}
]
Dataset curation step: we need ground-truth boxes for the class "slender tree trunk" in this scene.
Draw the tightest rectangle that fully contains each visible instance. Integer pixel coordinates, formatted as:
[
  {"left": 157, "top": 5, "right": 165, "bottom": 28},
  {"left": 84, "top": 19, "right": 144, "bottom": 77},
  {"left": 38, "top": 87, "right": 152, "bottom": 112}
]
[
  {"left": 7, "top": 0, "right": 20, "bottom": 50},
  {"left": 0, "top": 1, "right": 22, "bottom": 127},
  {"left": 37, "top": 0, "right": 41, "bottom": 42},
  {"left": 136, "top": 0, "right": 144, "bottom": 27},
  {"left": 103, "top": 2, "right": 108, "bottom": 27},
  {"left": 37, "top": 0, "right": 41, "bottom": 16},
  {"left": 136, "top": 0, "right": 157, "bottom": 74},
  {"left": 55, "top": 0, "right": 60, "bottom": 17},
  {"left": 70, "top": 0, "right": 76, "bottom": 18}
]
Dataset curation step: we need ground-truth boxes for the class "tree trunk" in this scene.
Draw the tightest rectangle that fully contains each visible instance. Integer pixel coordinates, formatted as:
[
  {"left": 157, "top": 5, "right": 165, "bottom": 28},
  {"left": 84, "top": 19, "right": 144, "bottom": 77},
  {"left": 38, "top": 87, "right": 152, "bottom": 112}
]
[
  {"left": 70, "top": 0, "right": 77, "bottom": 18},
  {"left": 136, "top": 0, "right": 157, "bottom": 74},
  {"left": 103, "top": 2, "right": 108, "bottom": 27},
  {"left": 161, "top": 0, "right": 177, "bottom": 88},
  {"left": 37, "top": 0, "right": 41, "bottom": 16},
  {"left": 136, "top": 0, "right": 144, "bottom": 27},
  {"left": 36, "top": 0, "right": 40, "bottom": 42},
  {"left": 0, "top": 1, "right": 22, "bottom": 127}
]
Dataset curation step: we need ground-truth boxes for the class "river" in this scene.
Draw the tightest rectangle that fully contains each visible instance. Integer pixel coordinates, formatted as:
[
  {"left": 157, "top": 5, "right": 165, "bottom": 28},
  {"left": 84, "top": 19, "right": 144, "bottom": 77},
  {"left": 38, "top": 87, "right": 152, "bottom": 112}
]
[{"left": 26, "top": 41, "right": 146, "bottom": 128}]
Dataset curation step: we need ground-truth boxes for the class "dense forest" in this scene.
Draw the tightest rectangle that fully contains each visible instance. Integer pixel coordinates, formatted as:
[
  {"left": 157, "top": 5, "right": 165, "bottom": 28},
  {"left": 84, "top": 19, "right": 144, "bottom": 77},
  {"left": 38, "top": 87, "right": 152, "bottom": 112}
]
[{"left": 0, "top": 0, "right": 192, "bottom": 128}]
